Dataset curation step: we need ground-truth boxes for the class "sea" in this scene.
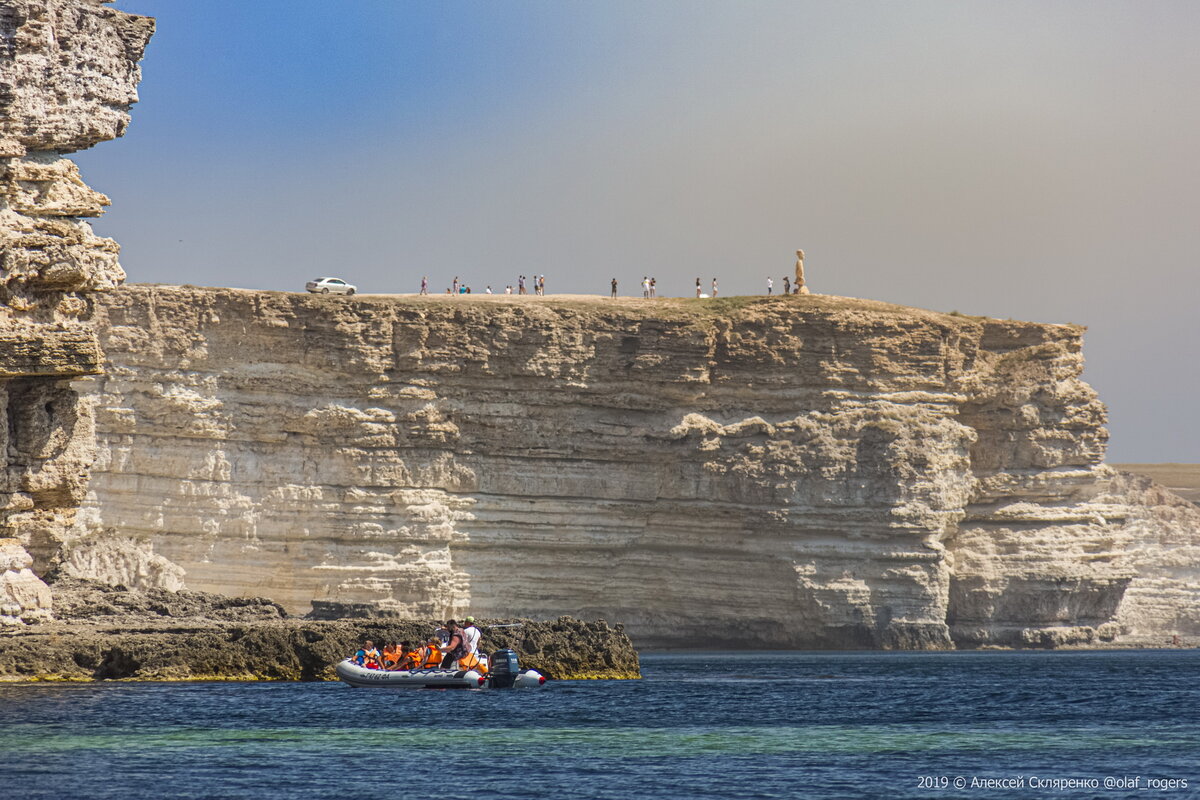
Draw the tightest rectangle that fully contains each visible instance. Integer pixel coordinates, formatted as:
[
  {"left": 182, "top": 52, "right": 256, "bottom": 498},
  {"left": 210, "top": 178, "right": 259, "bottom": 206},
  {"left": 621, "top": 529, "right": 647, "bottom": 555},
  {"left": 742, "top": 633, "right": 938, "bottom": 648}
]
[{"left": 1, "top": 650, "right": 1197, "bottom": 799}]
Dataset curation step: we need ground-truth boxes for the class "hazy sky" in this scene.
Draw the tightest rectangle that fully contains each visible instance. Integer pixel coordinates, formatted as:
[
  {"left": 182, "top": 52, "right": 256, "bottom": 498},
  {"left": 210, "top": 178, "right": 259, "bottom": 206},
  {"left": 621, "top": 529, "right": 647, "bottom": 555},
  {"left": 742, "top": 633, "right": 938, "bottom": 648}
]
[{"left": 76, "top": 1, "right": 1199, "bottom": 462}]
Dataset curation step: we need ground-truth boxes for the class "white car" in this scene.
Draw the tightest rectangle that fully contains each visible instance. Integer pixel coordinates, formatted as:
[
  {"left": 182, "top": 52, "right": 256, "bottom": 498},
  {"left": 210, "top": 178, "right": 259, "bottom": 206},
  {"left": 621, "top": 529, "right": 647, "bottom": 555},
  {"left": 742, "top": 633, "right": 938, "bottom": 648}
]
[{"left": 306, "top": 277, "right": 357, "bottom": 295}]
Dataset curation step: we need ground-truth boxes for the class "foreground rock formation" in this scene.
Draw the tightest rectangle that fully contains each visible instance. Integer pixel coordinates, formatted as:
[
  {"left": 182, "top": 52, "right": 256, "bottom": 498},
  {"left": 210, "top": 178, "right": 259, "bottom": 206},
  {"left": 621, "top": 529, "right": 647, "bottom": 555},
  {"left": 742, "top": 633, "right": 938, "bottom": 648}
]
[
  {"left": 72, "top": 287, "right": 1200, "bottom": 649},
  {"left": 0, "top": 0, "right": 153, "bottom": 623},
  {"left": 0, "top": 579, "right": 639, "bottom": 680}
]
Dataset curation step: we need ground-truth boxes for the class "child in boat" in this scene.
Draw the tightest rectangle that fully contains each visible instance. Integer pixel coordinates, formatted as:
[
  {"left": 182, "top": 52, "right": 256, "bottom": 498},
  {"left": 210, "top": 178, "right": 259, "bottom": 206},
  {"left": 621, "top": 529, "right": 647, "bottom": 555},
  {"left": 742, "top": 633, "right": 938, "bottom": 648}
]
[
  {"left": 397, "top": 642, "right": 422, "bottom": 670},
  {"left": 420, "top": 638, "right": 443, "bottom": 668},
  {"left": 381, "top": 641, "right": 401, "bottom": 670},
  {"left": 353, "top": 640, "right": 382, "bottom": 669}
]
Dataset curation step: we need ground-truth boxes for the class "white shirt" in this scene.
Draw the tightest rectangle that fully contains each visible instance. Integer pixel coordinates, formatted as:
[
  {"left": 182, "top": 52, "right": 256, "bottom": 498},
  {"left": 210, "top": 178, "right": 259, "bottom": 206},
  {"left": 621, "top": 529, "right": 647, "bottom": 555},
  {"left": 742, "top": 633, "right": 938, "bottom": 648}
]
[{"left": 463, "top": 625, "right": 481, "bottom": 654}]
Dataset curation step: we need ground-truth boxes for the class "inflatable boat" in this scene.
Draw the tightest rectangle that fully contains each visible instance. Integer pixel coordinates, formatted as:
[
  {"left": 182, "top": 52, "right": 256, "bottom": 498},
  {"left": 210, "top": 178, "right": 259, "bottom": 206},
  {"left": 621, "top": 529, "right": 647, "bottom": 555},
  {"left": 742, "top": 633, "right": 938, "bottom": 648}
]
[
  {"left": 335, "top": 649, "right": 546, "bottom": 690},
  {"left": 335, "top": 661, "right": 486, "bottom": 689}
]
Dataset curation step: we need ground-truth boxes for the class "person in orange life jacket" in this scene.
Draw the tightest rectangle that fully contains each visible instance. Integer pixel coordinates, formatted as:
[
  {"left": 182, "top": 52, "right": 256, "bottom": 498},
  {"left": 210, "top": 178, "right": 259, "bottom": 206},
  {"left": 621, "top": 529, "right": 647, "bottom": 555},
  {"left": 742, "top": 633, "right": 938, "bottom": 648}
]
[
  {"left": 397, "top": 642, "right": 423, "bottom": 670},
  {"left": 353, "top": 640, "right": 381, "bottom": 669},
  {"left": 458, "top": 650, "right": 488, "bottom": 674},
  {"left": 384, "top": 641, "right": 412, "bottom": 670},
  {"left": 440, "top": 620, "right": 468, "bottom": 668},
  {"left": 420, "top": 639, "right": 443, "bottom": 668},
  {"left": 381, "top": 642, "right": 400, "bottom": 669}
]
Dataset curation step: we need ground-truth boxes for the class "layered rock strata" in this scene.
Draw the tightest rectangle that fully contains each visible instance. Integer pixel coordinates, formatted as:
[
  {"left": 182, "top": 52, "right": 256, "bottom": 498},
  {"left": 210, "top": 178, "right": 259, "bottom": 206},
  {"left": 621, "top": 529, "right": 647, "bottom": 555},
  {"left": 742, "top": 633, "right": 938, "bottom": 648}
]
[
  {"left": 0, "top": 579, "right": 640, "bottom": 680},
  {"left": 0, "top": 0, "right": 153, "bottom": 620},
  {"left": 76, "top": 288, "right": 1198, "bottom": 648}
]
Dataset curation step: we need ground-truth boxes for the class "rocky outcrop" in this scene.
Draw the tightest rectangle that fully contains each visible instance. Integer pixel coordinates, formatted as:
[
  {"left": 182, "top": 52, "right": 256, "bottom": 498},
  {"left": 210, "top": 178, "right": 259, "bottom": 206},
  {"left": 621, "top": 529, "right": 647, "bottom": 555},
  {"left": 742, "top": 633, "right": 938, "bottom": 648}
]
[
  {"left": 74, "top": 288, "right": 1198, "bottom": 649},
  {"left": 0, "top": 1, "right": 152, "bottom": 575},
  {"left": 0, "top": 579, "right": 639, "bottom": 680},
  {"left": 0, "top": 537, "right": 50, "bottom": 623}
]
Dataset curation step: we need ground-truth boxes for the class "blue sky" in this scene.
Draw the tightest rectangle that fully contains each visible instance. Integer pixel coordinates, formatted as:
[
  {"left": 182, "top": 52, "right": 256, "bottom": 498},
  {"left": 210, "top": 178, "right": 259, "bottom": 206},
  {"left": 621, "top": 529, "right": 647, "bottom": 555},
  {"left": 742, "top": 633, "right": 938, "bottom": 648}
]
[{"left": 77, "top": 1, "right": 1200, "bottom": 462}]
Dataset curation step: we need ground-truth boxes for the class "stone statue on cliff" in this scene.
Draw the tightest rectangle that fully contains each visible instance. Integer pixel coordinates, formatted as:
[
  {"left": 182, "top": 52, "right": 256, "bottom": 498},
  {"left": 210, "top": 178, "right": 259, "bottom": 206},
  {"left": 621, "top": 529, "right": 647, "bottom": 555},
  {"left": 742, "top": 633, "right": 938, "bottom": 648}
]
[{"left": 794, "top": 250, "right": 811, "bottom": 294}]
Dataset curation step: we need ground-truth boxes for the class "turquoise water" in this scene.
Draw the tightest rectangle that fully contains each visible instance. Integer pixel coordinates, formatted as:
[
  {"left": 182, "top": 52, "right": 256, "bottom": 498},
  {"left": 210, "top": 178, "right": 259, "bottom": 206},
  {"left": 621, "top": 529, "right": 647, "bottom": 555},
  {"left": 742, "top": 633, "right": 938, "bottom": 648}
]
[{"left": 1, "top": 650, "right": 1198, "bottom": 798}]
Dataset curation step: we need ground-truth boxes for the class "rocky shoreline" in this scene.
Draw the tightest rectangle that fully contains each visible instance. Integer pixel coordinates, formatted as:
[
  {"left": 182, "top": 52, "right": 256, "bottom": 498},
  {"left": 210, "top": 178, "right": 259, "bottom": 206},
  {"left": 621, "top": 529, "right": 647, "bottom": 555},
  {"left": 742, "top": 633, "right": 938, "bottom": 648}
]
[{"left": 0, "top": 580, "right": 641, "bottom": 682}]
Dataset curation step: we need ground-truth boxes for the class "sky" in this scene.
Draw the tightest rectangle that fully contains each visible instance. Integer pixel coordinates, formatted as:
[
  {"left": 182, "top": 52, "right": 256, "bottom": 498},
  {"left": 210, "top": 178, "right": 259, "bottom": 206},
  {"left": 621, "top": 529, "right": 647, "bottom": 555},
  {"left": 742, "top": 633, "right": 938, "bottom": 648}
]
[{"left": 75, "top": 1, "right": 1200, "bottom": 462}]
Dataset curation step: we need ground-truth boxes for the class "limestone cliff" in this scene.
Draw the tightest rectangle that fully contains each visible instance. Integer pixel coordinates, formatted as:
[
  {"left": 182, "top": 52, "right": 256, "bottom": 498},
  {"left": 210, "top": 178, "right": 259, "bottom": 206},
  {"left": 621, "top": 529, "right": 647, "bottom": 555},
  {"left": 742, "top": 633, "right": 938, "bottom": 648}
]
[
  {"left": 0, "top": 0, "right": 153, "bottom": 622},
  {"left": 75, "top": 287, "right": 1197, "bottom": 648}
]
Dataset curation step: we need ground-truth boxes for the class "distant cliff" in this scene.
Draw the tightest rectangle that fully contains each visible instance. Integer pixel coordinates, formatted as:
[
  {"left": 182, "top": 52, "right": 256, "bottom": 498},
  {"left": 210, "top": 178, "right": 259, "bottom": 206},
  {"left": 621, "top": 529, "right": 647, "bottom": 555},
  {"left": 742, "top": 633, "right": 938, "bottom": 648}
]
[{"left": 65, "top": 286, "right": 1199, "bottom": 649}]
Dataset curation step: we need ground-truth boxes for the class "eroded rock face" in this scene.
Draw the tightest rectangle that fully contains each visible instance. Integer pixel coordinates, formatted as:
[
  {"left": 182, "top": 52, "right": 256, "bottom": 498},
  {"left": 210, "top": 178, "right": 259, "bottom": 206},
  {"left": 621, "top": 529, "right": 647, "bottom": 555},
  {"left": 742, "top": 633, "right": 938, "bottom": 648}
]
[
  {"left": 77, "top": 288, "right": 1198, "bottom": 648},
  {"left": 0, "top": 537, "right": 51, "bottom": 624},
  {"left": 0, "top": 1, "right": 153, "bottom": 566}
]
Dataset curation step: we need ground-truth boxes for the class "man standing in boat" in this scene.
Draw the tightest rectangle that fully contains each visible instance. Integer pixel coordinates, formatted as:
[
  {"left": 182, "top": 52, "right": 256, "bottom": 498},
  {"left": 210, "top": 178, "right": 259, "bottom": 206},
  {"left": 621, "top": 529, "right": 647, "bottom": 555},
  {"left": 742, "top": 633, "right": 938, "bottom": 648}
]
[{"left": 462, "top": 617, "right": 481, "bottom": 658}]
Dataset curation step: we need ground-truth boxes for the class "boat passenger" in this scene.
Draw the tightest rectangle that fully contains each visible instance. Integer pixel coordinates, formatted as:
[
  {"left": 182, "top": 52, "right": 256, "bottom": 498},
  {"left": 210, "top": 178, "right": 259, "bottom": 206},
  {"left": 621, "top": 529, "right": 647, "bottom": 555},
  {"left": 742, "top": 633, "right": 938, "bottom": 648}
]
[
  {"left": 440, "top": 620, "right": 468, "bottom": 668},
  {"left": 457, "top": 617, "right": 485, "bottom": 673},
  {"left": 382, "top": 641, "right": 405, "bottom": 670},
  {"left": 354, "top": 640, "right": 382, "bottom": 669},
  {"left": 462, "top": 617, "right": 481, "bottom": 657},
  {"left": 397, "top": 642, "right": 421, "bottom": 670},
  {"left": 459, "top": 651, "right": 488, "bottom": 675},
  {"left": 420, "top": 639, "right": 443, "bottom": 668}
]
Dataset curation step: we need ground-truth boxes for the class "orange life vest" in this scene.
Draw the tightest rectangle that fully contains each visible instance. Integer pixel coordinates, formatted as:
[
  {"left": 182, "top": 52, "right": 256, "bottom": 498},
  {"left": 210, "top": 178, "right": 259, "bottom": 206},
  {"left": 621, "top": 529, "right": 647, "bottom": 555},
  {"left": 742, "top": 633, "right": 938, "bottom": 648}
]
[
  {"left": 459, "top": 652, "right": 488, "bottom": 675},
  {"left": 421, "top": 645, "right": 442, "bottom": 668}
]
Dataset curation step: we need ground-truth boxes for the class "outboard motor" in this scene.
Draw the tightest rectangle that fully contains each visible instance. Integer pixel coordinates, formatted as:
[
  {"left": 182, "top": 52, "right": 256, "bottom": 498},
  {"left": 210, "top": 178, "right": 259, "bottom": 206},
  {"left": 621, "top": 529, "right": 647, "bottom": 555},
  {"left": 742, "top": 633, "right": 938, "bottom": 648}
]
[{"left": 489, "top": 648, "right": 519, "bottom": 689}]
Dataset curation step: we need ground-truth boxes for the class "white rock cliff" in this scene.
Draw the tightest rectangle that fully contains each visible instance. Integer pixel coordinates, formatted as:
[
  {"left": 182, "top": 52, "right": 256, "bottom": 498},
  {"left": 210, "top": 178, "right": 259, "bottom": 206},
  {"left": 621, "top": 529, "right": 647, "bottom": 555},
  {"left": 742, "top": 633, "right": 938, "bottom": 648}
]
[
  {"left": 0, "top": 0, "right": 152, "bottom": 622},
  {"left": 74, "top": 288, "right": 1200, "bottom": 648}
]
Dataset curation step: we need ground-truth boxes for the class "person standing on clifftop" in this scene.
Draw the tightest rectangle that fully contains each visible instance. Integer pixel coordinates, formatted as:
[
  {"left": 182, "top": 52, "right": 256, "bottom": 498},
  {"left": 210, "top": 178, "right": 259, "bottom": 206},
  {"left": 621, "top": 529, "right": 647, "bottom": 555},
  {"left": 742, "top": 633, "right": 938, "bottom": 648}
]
[
  {"left": 452, "top": 276, "right": 459, "bottom": 294},
  {"left": 695, "top": 277, "right": 701, "bottom": 298},
  {"left": 767, "top": 277, "right": 773, "bottom": 296},
  {"left": 649, "top": 277, "right": 657, "bottom": 298},
  {"left": 518, "top": 275, "right": 526, "bottom": 295},
  {"left": 420, "top": 276, "right": 428, "bottom": 295},
  {"left": 642, "top": 276, "right": 650, "bottom": 299},
  {"left": 783, "top": 275, "right": 791, "bottom": 295},
  {"left": 611, "top": 278, "right": 618, "bottom": 298},
  {"left": 711, "top": 278, "right": 718, "bottom": 298}
]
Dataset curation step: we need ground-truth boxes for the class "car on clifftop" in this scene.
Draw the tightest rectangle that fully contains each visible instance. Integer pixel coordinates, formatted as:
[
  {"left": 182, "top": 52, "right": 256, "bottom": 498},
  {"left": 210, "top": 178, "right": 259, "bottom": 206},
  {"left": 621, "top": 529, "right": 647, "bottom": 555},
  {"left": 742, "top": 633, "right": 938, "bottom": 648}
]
[{"left": 306, "top": 277, "right": 357, "bottom": 295}]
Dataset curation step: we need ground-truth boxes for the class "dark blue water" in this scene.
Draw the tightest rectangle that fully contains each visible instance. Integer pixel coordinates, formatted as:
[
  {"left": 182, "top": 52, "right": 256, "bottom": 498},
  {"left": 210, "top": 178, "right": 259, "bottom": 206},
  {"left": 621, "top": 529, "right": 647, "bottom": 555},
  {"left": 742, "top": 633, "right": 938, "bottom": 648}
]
[{"left": 2, "top": 650, "right": 1198, "bottom": 799}]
